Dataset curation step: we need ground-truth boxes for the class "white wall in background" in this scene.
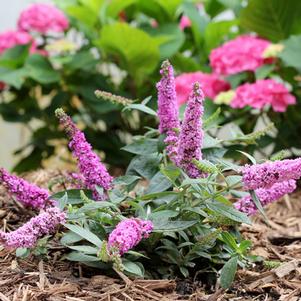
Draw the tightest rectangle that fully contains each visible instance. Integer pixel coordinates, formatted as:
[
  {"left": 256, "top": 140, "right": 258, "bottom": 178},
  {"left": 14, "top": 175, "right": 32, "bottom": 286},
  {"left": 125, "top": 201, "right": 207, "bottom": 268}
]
[{"left": 0, "top": 0, "right": 50, "bottom": 170}]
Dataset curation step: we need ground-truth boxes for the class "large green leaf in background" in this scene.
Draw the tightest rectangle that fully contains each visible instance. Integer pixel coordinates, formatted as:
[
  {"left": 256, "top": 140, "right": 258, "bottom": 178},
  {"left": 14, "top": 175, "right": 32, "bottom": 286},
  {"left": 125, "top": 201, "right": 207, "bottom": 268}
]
[
  {"left": 204, "top": 19, "right": 238, "bottom": 53},
  {"left": 106, "top": 0, "right": 136, "bottom": 18},
  {"left": 240, "top": 0, "right": 301, "bottom": 42},
  {"left": 98, "top": 23, "right": 160, "bottom": 81},
  {"left": 0, "top": 45, "right": 29, "bottom": 69},
  {"left": 25, "top": 54, "right": 60, "bottom": 84},
  {"left": 146, "top": 23, "right": 185, "bottom": 59},
  {"left": 0, "top": 68, "right": 27, "bottom": 89},
  {"left": 155, "top": 0, "right": 182, "bottom": 19},
  {"left": 181, "top": 1, "right": 209, "bottom": 51},
  {"left": 66, "top": 5, "right": 99, "bottom": 28},
  {"left": 279, "top": 35, "right": 301, "bottom": 70}
]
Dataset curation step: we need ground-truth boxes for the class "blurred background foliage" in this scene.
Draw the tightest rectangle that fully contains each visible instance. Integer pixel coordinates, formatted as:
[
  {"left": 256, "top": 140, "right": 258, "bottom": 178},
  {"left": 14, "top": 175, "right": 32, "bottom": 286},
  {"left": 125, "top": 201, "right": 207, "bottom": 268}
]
[{"left": 0, "top": 0, "right": 301, "bottom": 172}]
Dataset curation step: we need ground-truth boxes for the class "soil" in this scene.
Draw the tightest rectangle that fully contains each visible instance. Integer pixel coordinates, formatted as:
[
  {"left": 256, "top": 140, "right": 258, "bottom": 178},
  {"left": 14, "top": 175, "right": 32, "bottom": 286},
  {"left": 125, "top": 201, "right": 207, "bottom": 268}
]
[{"left": 1, "top": 170, "right": 301, "bottom": 301}]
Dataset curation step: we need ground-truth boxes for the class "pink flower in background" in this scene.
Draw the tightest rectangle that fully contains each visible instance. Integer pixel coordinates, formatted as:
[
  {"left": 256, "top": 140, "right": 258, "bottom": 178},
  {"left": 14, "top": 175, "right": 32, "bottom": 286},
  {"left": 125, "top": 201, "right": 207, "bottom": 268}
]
[
  {"left": 18, "top": 4, "right": 69, "bottom": 34},
  {"left": 150, "top": 19, "right": 158, "bottom": 28},
  {"left": 179, "top": 16, "right": 191, "bottom": 30},
  {"left": 234, "top": 180, "right": 296, "bottom": 215},
  {"left": 242, "top": 158, "right": 301, "bottom": 191},
  {"left": 210, "top": 35, "right": 271, "bottom": 75},
  {"left": 0, "top": 30, "right": 36, "bottom": 54},
  {"left": 231, "top": 79, "right": 296, "bottom": 112},
  {"left": 0, "top": 168, "right": 50, "bottom": 209},
  {"left": 177, "top": 82, "right": 205, "bottom": 178},
  {"left": 108, "top": 218, "right": 153, "bottom": 255},
  {"left": 175, "top": 72, "right": 230, "bottom": 105},
  {"left": 0, "top": 207, "right": 66, "bottom": 248}
]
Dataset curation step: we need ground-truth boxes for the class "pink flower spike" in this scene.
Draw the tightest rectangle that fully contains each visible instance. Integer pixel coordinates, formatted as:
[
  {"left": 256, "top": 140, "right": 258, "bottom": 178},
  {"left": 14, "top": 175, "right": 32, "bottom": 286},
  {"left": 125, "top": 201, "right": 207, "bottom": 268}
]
[
  {"left": 210, "top": 35, "right": 271, "bottom": 76},
  {"left": 242, "top": 158, "right": 301, "bottom": 190},
  {"left": 234, "top": 180, "right": 296, "bottom": 215},
  {"left": 18, "top": 3, "right": 69, "bottom": 34},
  {"left": 108, "top": 218, "right": 153, "bottom": 255},
  {"left": 0, "top": 207, "right": 66, "bottom": 248},
  {"left": 0, "top": 168, "right": 50, "bottom": 209},
  {"left": 55, "top": 109, "right": 113, "bottom": 200},
  {"left": 231, "top": 79, "right": 296, "bottom": 112},
  {"left": 175, "top": 72, "right": 230, "bottom": 105},
  {"left": 177, "top": 82, "right": 206, "bottom": 178},
  {"left": 157, "top": 60, "right": 180, "bottom": 163}
]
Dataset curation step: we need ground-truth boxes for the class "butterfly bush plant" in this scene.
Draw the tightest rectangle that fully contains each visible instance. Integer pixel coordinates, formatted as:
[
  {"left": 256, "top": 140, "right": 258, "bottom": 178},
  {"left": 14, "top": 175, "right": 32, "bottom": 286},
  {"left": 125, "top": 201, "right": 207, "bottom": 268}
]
[
  {"left": 2, "top": 0, "right": 301, "bottom": 171},
  {"left": 1, "top": 61, "right": 301, "bottom": 289}
]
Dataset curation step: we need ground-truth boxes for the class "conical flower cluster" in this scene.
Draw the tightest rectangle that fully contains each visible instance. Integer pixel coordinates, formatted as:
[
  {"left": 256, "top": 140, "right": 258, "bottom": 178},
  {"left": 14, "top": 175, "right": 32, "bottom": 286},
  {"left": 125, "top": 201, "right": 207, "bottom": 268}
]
[
  {"left": 235, "top": 180, "right": 296, "bottom": 215},
  {"left": 0, "top": 207, "right": 66, "bottom": 248},
  {"left": 55, "top": 108, "right": 113, "bottom": 200},
  {"left": 157, "top": 60, "right": 205, "bottom": 178},
  {"left": 108, "top": 218, "right": 153, "bottom": 255},
  {"left": 0, "top": 168, "right": 50, "bottom": 209}
]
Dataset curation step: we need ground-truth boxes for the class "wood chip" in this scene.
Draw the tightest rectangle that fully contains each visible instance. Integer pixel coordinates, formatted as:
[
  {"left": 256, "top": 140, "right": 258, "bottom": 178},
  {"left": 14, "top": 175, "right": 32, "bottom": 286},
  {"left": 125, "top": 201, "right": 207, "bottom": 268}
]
[{"left": 274, "top": 260, "right": 299, "bottom": 278}]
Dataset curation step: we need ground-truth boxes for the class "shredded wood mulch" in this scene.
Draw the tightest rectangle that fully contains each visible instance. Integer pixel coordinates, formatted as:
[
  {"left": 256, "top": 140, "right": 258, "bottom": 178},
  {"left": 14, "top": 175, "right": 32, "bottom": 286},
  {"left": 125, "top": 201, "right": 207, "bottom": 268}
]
[{"left": 1, "top": 170, "right": 301, "bottom": 300}]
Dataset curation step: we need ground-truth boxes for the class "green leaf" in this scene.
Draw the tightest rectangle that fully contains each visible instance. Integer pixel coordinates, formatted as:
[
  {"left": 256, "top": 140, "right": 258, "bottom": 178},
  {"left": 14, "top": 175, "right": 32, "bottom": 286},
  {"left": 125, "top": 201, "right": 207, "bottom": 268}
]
[
  {"left": 66, "top": 251, "right": 100, "bottom": 262},
  {"left": 153, "top": 220, "right": 198, "bottom": 232},
  {"left": 146, "top": 171, "right": 172, "bottom": 194},
  {"left": 220, "top": 232, "right": 239, "bottom": 251},
  {"left": 16, "top": 248, "right": 30, "bottom": 258},
  {"left": 113, "top": 175, "right": 141, "bottom": 186},
  {"left": 126, "top": 154, "right": 161, "bottom": 179},
  {"left": 236, "top": 150, "right": 257, "bottom": 165},
  {"left": 57, "top": 193, "right": 68, "bottom": 211},
  {"left": 204, "top": 20, "right": 238, "bottom": 53},
  {"left": 193, "top": 159, "right": 219, "bottom": 173},
  {"left": 61, "top": 231, "right": 83, "bottom": 245},
  {"left": 249, "top": 190, "right": 269, "bottom": 222},
  {"left": 106, "top": 0, "right": 136, "bottom": 18},
  {"left": 240, "top": 0, "right": 301, "bottom": 42},
  {"left": 122, "top": 260, "right": 145, "bottom": 277},
  {"left": 181, "top": 1, "right": 209, "bottom": 45},
  {"left": 203, "top": 134, "right": 221, "bottom": 149},
  {"left": 255, "top": 64, "right": 275, "bottom": 80},
  {"left": 160, "top": 164, "right": 181, "bottom": 183},
  {"left": 218, "top": 0, "right": 243, "bottom": 14},
  {"left": 122, "top": 139, "right": 158, "bottom": 155},
  {"left": 66, "top": 50, "right": 98, "bottom": 71},
  {"left": 220, "top": 256, "right": 238, "bottom": 289},
  {"left": 123, "top": 103, "right": 157, "bottom": 116},
  {"left": 79, "top": 0, "right": 104, "bottom": 11},
  {"left": 0, "top": 45, "right": 30, "bottom": 68},
  {"left": 225, "top": 175, "right": 242, "bottom": 188},
  {"left": 155, "top": 0, "right": 182, "bottom": 18},
  {"left": 279, "top": 35, "right": 301, "bottom": 70},
  {"left": 207, "top": 201, "right": 251, "bottom": 225},
  {"left": 50, "top": 189, "right": 93, "bottom": 205},
  {"left": 146, "top": 23, "right": 185, "bottom": 59},
  {"left": 66, "top": 5, "right": 99, "bottom": 28},
  {"left": 25, "top": 54, "right": 60, "bottom": 84},
  {"left": 67, "top": 245, "right": 98, "bottom": 254},
  {"left": 0, "top": 68, "right": 27, "bottom": 89},
  {"left": 98, "top": 23, "right": 160, "bottom": 80},
  {"left": 77, "top": 201, "right": 117, "bottom": 214},
  {"left": 149, "top": 210, "right": 179, "bottom": 221},
  {"left": 239, "top": 240, "right": 252, "bottom": 253},
  {"left": 216, "top": 159, "right": 240, "bottom": 172},
  {"left": 179, "top": 266, "right": 189, "bottom": 278},
  {"left": 64, "top": 224, "right": 102, "bottom": 247}
]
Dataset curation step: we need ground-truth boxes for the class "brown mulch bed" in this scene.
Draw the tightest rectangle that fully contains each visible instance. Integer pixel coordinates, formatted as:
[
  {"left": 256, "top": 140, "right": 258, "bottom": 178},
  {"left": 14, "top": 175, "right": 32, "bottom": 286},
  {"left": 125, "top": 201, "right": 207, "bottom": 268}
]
[{"left": 1, "top": 171, "right": 301, "bottom": 300}]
